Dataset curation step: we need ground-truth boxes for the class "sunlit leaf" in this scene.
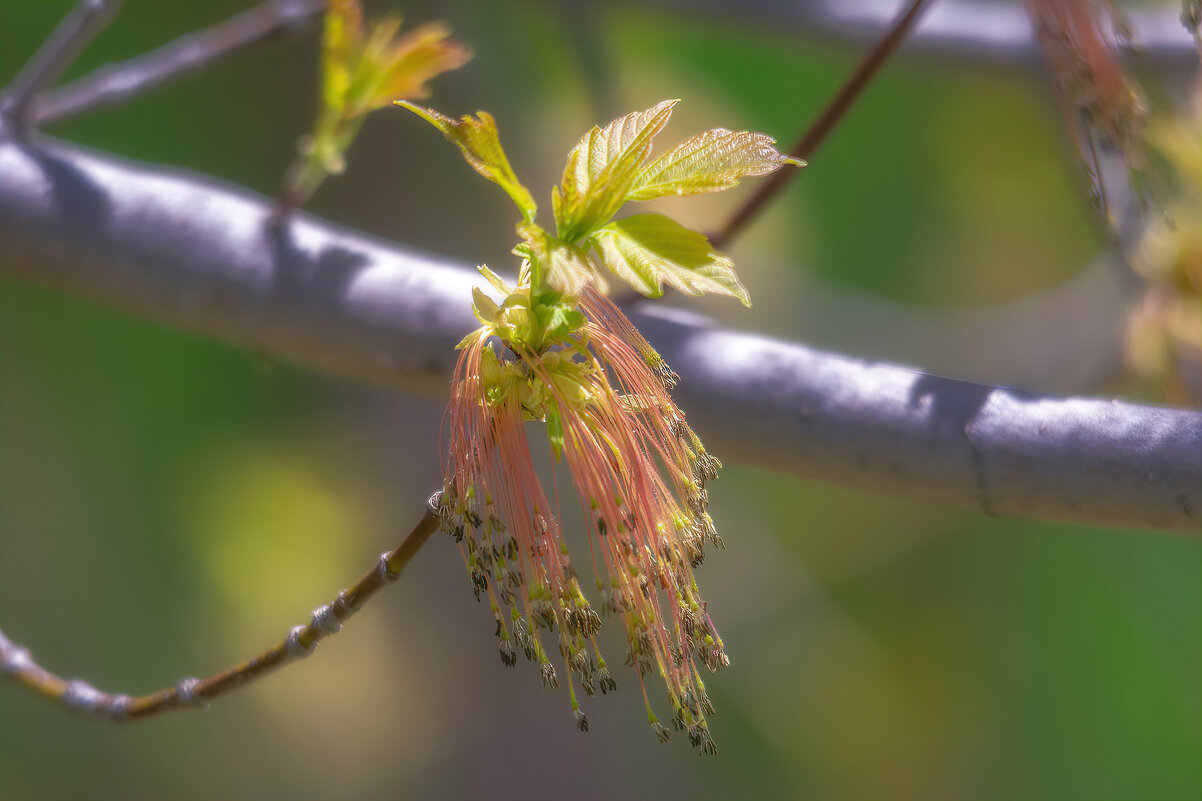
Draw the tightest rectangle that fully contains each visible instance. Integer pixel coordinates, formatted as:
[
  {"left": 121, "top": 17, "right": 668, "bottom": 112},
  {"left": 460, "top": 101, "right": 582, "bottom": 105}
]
[
  {"left": 477, "top": 264, "right": 514, "bottom": 296},
  {"left": 554, "top": 100, "right": 679, "bottom": 241},
  {"left": 628, "top": 128, "right": 803, "bottom": 201},
  {"left": 398, "top": 103, "right": 537, "bottom": 221},
  {"left": 516, "top": 222, "right": 595, "bottom": 294},
  {"left": 590, "top": 213, "right": 750, "bottom": 306}
]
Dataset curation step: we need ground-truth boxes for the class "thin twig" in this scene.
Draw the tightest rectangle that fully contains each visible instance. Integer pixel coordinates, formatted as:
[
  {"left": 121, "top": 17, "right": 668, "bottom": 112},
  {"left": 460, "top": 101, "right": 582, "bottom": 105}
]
[
  {"left": 0, "top": 495, "right": 442, "bottom": 721},
  {"left": 0, "top": 0, "right": 121, "bottom": 136},
  {"left": 711, "top": 0, "right": 932, "bottom": 249},
  {"left": 32, "top": 0, "right": 325, "bottom": 127}
]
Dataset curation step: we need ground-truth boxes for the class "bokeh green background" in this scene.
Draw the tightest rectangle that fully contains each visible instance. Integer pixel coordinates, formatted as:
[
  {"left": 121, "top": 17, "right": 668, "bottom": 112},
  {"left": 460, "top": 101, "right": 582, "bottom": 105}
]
[{"left": 1, "top": 2, "right": 1198, "bottom": 799}]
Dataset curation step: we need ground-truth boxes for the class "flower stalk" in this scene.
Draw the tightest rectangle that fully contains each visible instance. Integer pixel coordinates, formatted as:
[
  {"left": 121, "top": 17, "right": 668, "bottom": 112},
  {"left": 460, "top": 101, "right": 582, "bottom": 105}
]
[{"left": 402, "top": 99, "right": 801, "bottom": 752}]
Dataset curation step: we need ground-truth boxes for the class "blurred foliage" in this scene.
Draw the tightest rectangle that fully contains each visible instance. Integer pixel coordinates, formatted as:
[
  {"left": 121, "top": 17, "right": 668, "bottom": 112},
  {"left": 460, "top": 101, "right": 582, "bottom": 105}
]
[{"left": 0, "top": 1, "right": 1198, "bottom": 799}]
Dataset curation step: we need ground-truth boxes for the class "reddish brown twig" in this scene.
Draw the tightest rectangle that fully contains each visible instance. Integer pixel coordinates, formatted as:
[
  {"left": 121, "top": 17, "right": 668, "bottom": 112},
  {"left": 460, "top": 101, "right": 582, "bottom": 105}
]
[{"left": 711, "top": 0, "right": 933, "bottom": 249}]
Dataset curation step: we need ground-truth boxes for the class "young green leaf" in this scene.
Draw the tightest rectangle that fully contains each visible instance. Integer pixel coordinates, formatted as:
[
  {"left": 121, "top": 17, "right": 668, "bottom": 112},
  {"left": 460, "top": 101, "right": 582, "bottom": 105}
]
[
  {"left": 590, "top": 213, "right": 750, "bottom": 306},
  {"left": 553, "top": 100, "right": 679, "bottom": 241},
  {"left": 516, "top": 222, "right": 595, "bottom": 294},
  {"left": 628, "top": 129, "right": 803, "bottom": 202},
  {"left": 397, "top": 102, "right": 537, "bottom": 221}
]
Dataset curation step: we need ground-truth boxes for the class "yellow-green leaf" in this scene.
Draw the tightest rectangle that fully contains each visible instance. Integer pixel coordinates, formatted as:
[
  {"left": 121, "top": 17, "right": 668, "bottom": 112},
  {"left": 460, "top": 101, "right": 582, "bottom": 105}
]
[
  {"left": 554, "top": 99, "right": 678, "bottom": 241},
  {"left": 397, "top": 103, "right": 537, "bottom": 221},
  {"left": 628, "top": 128, "right": 803, "bottom": 202},
  {"left": 589, "top": 213, "right": 750, "bottom": 306},
  {"left": 516, "top": 222, "right": 595, "bottom": 295},
  {"left": 322, "top": 0, "right": 363, "bottom": 111},
  {"left": 375, "top": 22, "right": 471, "bottom": 108},
  {"left": 477, "top": 264, "right": 513, "bottom": 296}
]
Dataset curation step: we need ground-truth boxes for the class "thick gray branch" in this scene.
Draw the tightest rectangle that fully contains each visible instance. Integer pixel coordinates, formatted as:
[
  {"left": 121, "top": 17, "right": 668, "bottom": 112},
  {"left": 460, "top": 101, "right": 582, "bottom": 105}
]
[{"left": 0, "top": 136, "right": 1198, "bottom": 533}]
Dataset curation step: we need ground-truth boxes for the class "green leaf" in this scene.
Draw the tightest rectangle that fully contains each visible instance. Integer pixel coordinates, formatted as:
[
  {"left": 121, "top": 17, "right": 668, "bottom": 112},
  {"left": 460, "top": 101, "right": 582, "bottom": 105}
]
[
  {"left": 589, "top": 213, "right": 751, "bottom": 306},
  {"left": 476, "top": 264, "right": 513, "bottom": 296},
  {"left": 628, "top": 128, "right": 803, "bottom": 201},
  {"left": 375, "top": 22, "right": 470, "bottom": 108},
  {"left": 553, "top": 99, "right": 679, "bottom": 241},
  {"left": 397, "top": 102, "right": 537, "bottom": 221},
  {"left": 516, "top": 222, "right": 595, "bottom": 295}
]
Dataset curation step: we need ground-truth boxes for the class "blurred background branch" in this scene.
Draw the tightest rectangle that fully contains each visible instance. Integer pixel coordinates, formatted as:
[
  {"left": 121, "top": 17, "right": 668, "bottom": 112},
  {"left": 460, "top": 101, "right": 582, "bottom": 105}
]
[
  {"left": 643, "top": 0, "right": 1199, "bottom": 68},
  {"left": 31, "top": 0, "right": 323, "bottom": 127},
  {"left": 0, "top": 0, "right": 119, "bottom": 135},
  {"left": 1, "top": 136, "right": 1197, "bottom": 532},
  {"left": 713, "top": 0, "right": 933, "bottom": 247}
]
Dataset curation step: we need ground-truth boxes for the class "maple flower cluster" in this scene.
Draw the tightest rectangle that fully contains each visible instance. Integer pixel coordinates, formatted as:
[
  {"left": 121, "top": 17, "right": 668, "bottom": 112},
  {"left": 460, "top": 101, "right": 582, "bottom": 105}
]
[{"left": 401, "top": 99, "right": 801, "bottom": 752}]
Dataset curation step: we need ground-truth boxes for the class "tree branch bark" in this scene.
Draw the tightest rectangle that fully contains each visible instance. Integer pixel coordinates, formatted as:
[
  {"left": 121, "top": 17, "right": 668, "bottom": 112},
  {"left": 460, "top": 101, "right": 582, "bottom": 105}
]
[{"left": 1, "top": 135, "right": 1198, "bottom": 533}]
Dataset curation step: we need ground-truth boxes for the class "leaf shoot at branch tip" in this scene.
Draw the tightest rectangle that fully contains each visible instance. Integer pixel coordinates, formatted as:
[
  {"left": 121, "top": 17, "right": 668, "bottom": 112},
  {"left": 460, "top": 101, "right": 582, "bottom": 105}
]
[{"left": 280, "top": 0, "right": 470, "bottom": 212}]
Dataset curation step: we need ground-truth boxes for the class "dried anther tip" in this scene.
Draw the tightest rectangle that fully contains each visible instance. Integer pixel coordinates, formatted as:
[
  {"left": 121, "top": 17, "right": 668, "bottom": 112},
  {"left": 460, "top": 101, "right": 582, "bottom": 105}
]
[{"left": 541, "top": 662, "right": 559, "bottom": 690}]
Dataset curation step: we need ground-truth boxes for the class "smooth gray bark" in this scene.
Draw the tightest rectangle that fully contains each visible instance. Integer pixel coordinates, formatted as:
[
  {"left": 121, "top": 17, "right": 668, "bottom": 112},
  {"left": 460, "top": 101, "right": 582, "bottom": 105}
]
[{"left": 1, "top": 136, "right": 1198, "bottom": 532}]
